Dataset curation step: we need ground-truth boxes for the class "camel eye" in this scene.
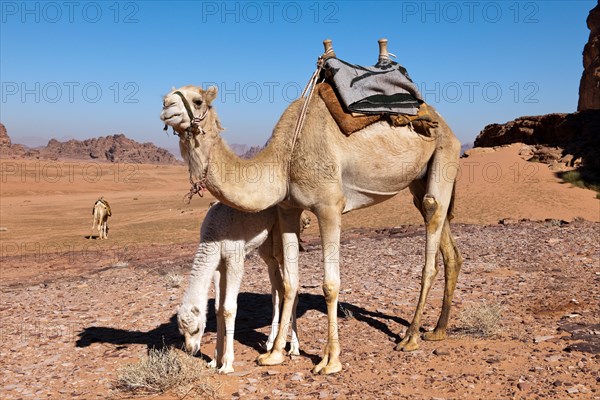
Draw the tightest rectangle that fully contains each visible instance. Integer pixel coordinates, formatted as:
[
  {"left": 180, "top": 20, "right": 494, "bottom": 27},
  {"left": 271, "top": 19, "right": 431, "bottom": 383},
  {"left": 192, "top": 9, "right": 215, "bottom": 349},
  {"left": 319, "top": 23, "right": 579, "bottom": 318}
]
[{"left": 193, "top": 99, "right": 203, "bottom": 106}]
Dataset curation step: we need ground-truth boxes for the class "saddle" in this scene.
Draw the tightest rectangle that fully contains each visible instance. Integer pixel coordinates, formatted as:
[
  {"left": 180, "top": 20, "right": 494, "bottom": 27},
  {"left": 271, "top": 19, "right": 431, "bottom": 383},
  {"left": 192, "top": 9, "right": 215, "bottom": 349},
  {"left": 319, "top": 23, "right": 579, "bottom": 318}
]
[
  {"left": 318, "top": 81, "right": 439, "bottom": 137},
  {"left": 317, "top": 39, "right": 439, "bottom": 137}
]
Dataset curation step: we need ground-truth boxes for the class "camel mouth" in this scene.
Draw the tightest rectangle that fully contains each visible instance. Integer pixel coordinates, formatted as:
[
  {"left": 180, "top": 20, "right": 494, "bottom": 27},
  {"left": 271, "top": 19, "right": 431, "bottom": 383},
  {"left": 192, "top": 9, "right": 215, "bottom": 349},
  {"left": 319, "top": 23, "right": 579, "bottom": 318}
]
[{"left": 160, "top": 111, "right": 185, "bottom": 127}]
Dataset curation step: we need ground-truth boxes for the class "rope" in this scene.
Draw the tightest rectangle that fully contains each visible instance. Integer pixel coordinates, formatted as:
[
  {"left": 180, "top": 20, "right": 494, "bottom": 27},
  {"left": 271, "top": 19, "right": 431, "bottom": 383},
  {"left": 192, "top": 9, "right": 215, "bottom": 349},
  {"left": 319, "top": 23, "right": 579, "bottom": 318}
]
[{"left": 288, "top": 48, "right": 334, "bottom": 172}]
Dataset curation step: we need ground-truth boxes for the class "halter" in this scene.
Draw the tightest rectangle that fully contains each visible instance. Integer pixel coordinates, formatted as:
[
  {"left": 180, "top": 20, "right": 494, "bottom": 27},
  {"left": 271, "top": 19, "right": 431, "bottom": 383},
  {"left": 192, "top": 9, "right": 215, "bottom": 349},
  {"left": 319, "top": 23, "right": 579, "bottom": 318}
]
[
  {"left": 162, "top": 90, "right": 212, "bottom": 201},
  {"left": 163, "top": 90, "right": 209, "bottom": 137}
]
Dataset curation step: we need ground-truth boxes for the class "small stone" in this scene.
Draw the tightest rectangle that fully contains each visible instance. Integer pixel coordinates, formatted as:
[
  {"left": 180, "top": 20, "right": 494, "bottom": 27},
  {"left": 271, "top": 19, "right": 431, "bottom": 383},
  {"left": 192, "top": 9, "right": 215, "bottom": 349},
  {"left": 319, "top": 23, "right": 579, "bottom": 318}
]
[
  {"left": 566, "top": 387, "right": 579, "bottom": 394},
  {"left": 228, "top": 370, "right": 252, "bottom": 377},
  {"left": 291, "top": 372, "right": 304, "bottom": 381},
  {"left": 433, "top": 349, "right": 450, "bottom": 356},
  {"left": 534, "top": 335, "right": 555, "bottom": 343},
  {"left": 266, "top": 369, "right": 279, "bottom": 375},
  {"left": 545, "top": 355, "right": 561, "bottom": 362},
  {"left": 244, "top": 385, "right": 257, "bottom": 393},
  {"left": 517, "top": 382, "right": 531, "bottom": 391},
  {"left": 553, "top": 380, "right": 563, "bottom": 387},
  {"left": 319, "top": 390, "right": 330, "bottom": 399}
]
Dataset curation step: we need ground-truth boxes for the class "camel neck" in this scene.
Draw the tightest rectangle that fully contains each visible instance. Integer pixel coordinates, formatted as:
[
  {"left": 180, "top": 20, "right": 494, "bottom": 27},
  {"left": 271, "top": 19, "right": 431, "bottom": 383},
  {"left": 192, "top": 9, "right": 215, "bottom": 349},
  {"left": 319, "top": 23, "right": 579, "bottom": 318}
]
[{"left": 203, "top": 135, "right": 290, "bottom": 212}]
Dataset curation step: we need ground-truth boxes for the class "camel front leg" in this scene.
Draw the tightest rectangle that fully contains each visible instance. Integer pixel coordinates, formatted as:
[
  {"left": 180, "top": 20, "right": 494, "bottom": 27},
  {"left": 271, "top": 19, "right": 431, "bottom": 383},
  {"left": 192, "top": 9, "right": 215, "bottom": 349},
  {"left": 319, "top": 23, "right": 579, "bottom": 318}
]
[
  {"left": 218, "top": 257, "right": 244, "bottom": 374},
  {"left": 257, "top": 207, "right": 301, "bottom": 366},
  {"left": 312, "top": 205, "right": 343, "bottom": 375},
  {"left": 265, "top": 255, "right": 282, "bottom": 352},
  {"left": 210, "top": 263, "right": 225, "bottom": 369}
]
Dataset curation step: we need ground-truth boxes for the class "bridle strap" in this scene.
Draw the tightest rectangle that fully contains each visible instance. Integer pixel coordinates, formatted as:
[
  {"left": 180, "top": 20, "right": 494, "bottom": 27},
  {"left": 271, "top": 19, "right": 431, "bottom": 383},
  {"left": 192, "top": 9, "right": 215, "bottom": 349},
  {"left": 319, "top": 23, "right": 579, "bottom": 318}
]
[
  {"left": 172, "top": 91, "right": 210, "bottom": 136},
  {"left": 174, "top": 91, "right": 196, "bottom": 125}
]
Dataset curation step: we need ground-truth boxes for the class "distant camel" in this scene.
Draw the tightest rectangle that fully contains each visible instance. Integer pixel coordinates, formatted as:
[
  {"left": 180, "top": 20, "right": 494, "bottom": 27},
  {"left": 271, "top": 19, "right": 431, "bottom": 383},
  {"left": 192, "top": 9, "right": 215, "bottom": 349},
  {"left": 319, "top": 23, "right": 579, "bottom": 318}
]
[
  {"left": 178, "top": 203, "right": 310, "bottom": 374},
  {"left": 91, "top": 198, "right": 111, "bottom": 239}
]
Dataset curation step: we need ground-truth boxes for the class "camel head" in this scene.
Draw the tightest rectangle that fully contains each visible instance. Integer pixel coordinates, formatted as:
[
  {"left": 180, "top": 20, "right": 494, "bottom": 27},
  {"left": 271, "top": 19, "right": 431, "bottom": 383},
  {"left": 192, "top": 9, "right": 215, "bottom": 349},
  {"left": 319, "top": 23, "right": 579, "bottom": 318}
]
[
  {"left": 161, "top": 85, "right": 224, "bottom": 180},
  {"left": 177, "top": 303, "right": 205, "bottom": 355}
]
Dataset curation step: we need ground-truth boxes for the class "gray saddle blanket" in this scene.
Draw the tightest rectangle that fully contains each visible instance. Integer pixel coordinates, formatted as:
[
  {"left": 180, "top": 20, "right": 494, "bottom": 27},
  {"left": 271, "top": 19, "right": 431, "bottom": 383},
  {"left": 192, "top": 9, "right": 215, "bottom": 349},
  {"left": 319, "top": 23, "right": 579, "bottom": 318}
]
[{"left": 323, "top": 58, "right": 423, "bottom": 115}]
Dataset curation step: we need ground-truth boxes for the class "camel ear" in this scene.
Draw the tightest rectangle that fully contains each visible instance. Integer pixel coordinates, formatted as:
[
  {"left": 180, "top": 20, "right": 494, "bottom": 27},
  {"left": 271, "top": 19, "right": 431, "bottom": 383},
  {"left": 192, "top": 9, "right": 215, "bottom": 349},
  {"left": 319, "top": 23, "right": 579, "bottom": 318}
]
[
  {"left": 191, "top": 306, "right": 200, "bottom": 316},
  {"left": 204, "top": 86, "right": 218, "bottom": 104}
]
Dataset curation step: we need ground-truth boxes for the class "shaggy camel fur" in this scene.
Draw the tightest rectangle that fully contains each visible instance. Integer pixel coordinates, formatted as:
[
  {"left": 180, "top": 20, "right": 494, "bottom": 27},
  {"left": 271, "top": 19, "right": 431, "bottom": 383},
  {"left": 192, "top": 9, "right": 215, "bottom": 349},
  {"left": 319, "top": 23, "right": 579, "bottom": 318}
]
[
  {"left": 161, "top": 83, "right": 462, "bottom": 374},
  {"left": 178, "top": 202, "right": 303, "bottom": 374},
  {"left": 91, "top": 198, "right": 111, "bottom": 239}
]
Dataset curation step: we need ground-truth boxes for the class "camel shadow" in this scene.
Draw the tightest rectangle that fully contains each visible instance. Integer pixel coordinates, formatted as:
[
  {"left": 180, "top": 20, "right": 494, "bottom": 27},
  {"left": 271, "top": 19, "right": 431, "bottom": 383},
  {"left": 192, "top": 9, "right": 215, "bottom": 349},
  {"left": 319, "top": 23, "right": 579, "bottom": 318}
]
[
  {"left": 339, "top": 302, "right": 411, "bottom": 344},
  {"left": 75, "top": 293, "right": 322, "bottom": 362},
  {"left": 75, "top": 293, "right": 411, "bottom": 363}
]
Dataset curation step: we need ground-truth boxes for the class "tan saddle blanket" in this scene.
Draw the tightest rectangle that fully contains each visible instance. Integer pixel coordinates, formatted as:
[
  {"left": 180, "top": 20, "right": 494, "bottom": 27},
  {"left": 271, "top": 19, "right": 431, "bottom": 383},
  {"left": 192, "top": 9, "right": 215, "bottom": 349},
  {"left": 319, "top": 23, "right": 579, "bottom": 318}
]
[{"left": 317, "top": 82, "right": 438, "bottom": 137}]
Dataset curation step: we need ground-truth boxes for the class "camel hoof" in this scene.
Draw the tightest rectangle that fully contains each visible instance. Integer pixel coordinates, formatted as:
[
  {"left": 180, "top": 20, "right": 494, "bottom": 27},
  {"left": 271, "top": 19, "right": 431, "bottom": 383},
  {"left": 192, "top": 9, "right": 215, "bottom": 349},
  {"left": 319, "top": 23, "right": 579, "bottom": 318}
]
[
  {"left": 312, "top": 359, "right": 342, "bottom": 375},
  {"left": 207, "top": 359, "right": 218, "bottom": 369},
  {"left": 395, "top": 336, "right": 420, "bottom": 352},
  {"left": 288, "top": 341, "right": 300, "bottom": 356},
  {"left": 218, "top": 365, "right": 234, "bottom": 374},
  {"left": 257, "top": 350, "right": 286, "bottom": 366},
  {"left": 423, "top": 329, "right": 447, "bottom": 342}
]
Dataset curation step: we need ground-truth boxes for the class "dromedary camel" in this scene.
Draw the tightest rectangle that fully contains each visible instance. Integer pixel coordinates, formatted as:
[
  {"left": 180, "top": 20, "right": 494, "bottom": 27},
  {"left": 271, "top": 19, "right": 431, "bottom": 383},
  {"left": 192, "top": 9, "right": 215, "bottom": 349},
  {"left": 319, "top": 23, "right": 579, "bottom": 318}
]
[
  {"left": 178, "top": 202, "right": 305, "bottom": 374},
  {"left": 161, "top": 62, "right": 462, "bottom": 374},
  {"left": 91, "top": 197, "right": 111, "bottom": 239}
]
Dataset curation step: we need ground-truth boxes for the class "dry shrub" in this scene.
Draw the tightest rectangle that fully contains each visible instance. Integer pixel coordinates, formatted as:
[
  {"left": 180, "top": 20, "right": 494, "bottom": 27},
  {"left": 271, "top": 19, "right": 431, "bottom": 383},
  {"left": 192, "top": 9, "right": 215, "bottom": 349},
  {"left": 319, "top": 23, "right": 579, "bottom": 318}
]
[
  {"left": 457, "top": 302, "right": 503, "bottom": 337},
  {"left": 115, "top": 347, "right": 220, "bottom": 398},
  {"left": 165, "top": 271, "right": 184, "bottom": 288}
]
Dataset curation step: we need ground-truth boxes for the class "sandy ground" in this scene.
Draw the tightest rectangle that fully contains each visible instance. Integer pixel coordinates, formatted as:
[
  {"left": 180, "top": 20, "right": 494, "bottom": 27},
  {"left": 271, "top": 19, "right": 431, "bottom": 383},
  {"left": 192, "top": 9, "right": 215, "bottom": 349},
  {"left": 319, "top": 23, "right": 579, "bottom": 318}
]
[{"left": 1, "top": 143, "right": 599, "bottom": 398}]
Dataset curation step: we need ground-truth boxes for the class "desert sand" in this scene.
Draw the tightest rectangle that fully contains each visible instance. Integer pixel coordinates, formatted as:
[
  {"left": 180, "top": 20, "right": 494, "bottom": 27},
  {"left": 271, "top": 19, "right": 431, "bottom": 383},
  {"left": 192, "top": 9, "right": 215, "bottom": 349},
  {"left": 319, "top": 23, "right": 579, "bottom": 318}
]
[{"left": 0, "top": 143, "right": 598, "bottom": 398}]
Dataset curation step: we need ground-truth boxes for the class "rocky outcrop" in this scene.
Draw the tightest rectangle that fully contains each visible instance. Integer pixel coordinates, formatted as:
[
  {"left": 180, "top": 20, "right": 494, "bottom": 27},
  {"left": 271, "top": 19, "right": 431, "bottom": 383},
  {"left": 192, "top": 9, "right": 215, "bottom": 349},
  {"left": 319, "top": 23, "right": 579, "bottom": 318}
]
[
  {"left": 240, "top": 146, "right": 263, "bottom": 159},
  {"left": 578, "top": 2, "right": 600, "bottom": 111},
  {"left": 0, "top": 123, "right": 27, "bottom": 158},
  {"left": 0, "top": 123, "right": 11, "bottom": 147},
  {"left": 0, "top": 126, "right": 179, "bottom": 164},
  {"left": 474, "top": 110, "right": 600, "bottom": 181},
  {"left": 34, "top": 134, "right": 180, "bottom": 164}
]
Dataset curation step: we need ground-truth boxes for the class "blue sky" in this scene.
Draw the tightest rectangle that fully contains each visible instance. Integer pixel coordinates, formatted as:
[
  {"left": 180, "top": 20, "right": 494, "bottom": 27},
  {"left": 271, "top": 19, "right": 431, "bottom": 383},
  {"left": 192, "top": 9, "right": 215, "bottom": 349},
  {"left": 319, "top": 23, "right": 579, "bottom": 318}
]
[{"left": 0, "top": 0, "right": 596, "bottom": 154}]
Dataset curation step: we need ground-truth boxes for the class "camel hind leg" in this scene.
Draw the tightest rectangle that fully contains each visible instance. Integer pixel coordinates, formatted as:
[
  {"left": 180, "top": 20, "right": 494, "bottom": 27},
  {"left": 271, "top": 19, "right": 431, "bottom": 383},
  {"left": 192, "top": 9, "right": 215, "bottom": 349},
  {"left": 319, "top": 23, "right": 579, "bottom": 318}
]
[
  {"left": 257, "top": 207, "right": 302, "bottom": 367},
  {"left": 396, "top": 138, "right": 461, "bottom": 351},
  {"left": 423, "top": 218, "right": 462, "bottom": 341}
]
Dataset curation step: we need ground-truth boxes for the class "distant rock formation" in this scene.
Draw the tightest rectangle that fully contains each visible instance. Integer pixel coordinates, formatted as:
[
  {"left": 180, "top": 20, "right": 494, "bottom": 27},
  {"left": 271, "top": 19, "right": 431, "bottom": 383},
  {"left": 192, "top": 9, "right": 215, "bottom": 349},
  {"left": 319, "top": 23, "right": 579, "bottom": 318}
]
[
  {"left": 474, "top": 111, "right": 600, "bottom": 176},
  {"left": 0, "top": 123, "right": 27, "bottom": 158},
  {"left": 0, "top": 125, "right": 179, "bottom": 164},
  {"left": 578, "top": 2, "right": 600, "bottom": 111},
  {"left": 474, "top": 3, "right": 600, "bottom": 184},
  {"left": 240, "top": 145, "right": 263, "bottom": 159},
  {"left": 229, "top": 143, "right": 250, "bottom": 156},
  {"left": 0, "top": 123, "right": 11, "bottom": 147}
]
